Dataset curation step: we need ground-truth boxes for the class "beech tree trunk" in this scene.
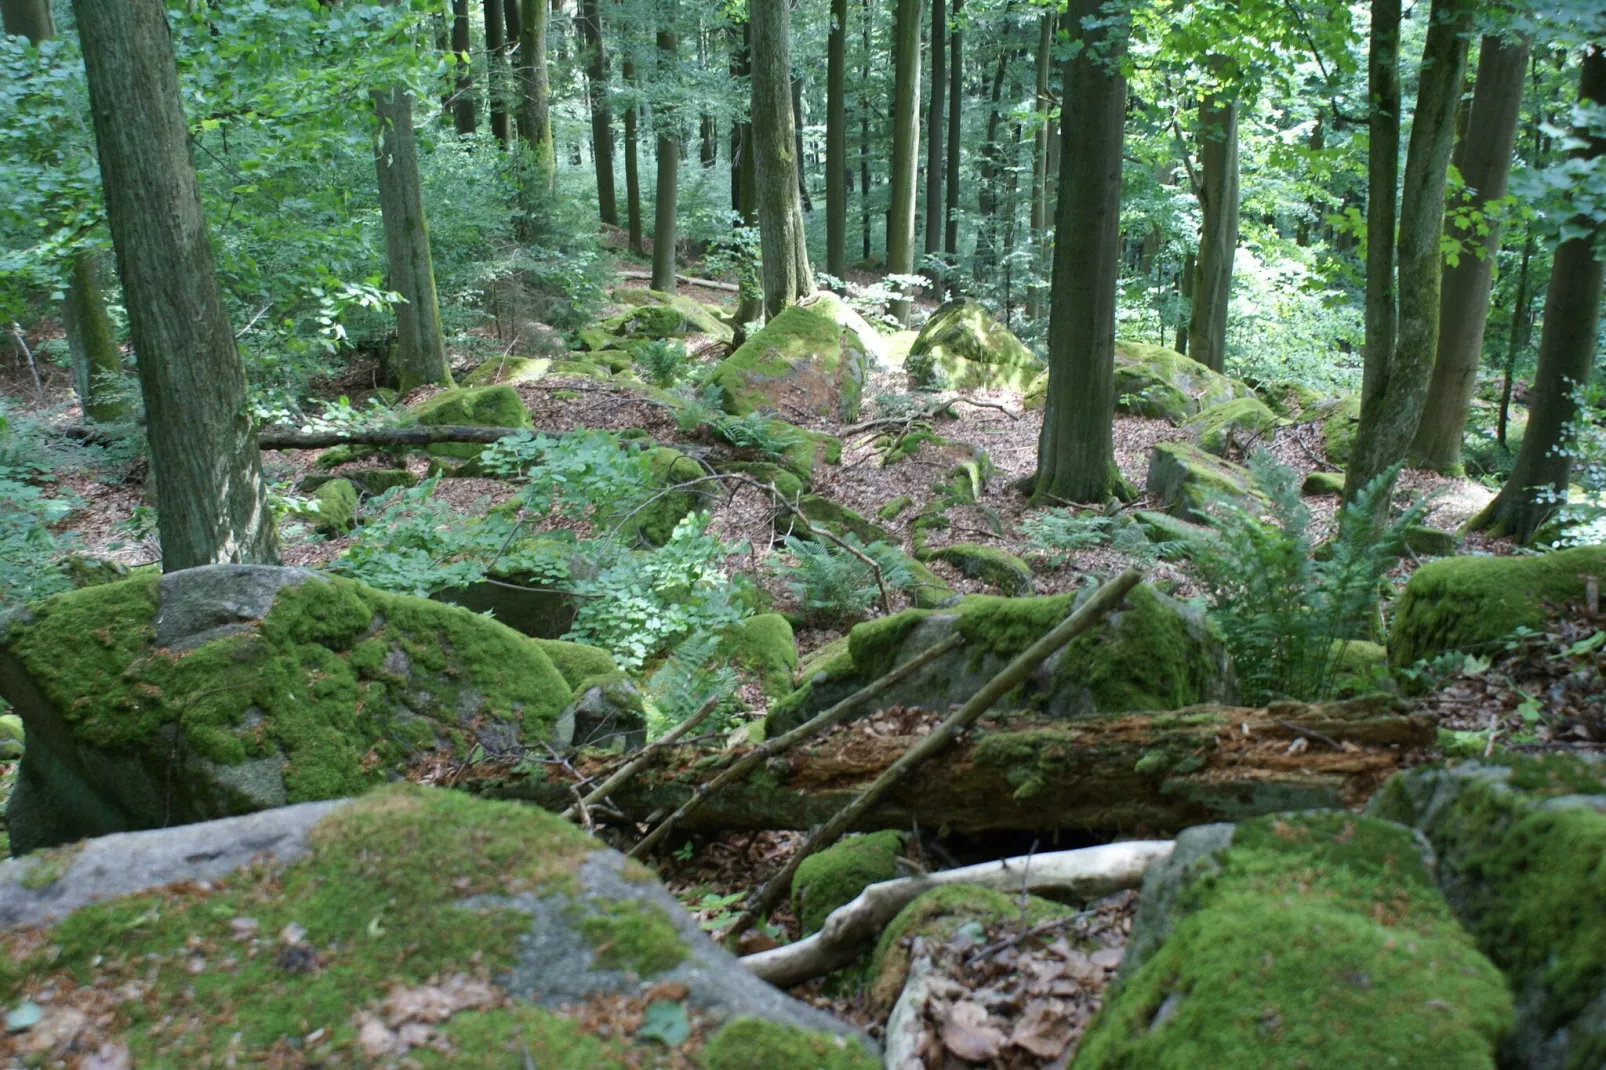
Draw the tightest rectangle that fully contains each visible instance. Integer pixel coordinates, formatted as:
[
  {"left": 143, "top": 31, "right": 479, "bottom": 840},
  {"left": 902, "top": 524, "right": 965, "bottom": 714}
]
[
  {"left": 1347, "top": 0, "right": 1472, "bottom": 504},
  {"left": 651, "top": 22, "right": 680, "bottom": 292},
  {"left": 450, "top": 0, "right": 477, "bottom": 135},
  {"left": 944, "top": 0, "right": 961, "bottom": 261},
  {"left": 623, "top": 57, "right": 644, "bottom": 256},
  {"left": 503, "top": 0, "right": 523, "bottom": 141},
  {"left": 886, "top": 0, "right": 924, "bottom": 324},
  {"left": 750, "top": 0, "right": 815, "bottom": 317},
  {"left": 826, "top": 0, "right": 848, "bottom": 280},
  {"left": 484, "top": 0, "right": 512, "bottom": 146},
  {"left": 62, "top": 254, "right": 129, "bottom": 424},
  {"left": 1359, "top": 0, "right": 1400, "bottom": 463},
  {"left": 860, "top": 0, "right": 873, "bottom": 263},
  {"left": 1187, "top": 84, "right": 1239, "bottom": 373},
  {"left": 1032, "top": 0, "right": 1127, "bottom": 505},
  {"left": 1469, "top": 48, "right": 1606, "bottom": 543},
  {"left": 1028, "top": 13, "right": 1052, "bottom": 320},
  {"left": 72, "top": 0, "right": 279, "bottom": 571},
  {"left": 923, "top": 0, "right": 946, "bottom": 283},
  {"left": 1407, "top": 33, "right": 1530, "bottom": 473},
  {"left": 579, "top": 0, "right": 618, "bottom": 225},
  {"left": 973, "top": 48, "right": 1008, "bottom": 286},
  {"left": 0, "top": 0, "right": 51, "bottom": 43},
  {"left": 518, "top": 0, "right": 554, "bottom": 190}
]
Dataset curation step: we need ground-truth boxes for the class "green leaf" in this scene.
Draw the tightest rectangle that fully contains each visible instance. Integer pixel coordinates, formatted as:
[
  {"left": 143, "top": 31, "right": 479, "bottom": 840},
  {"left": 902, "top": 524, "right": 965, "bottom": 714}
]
[{"left": 636, "top": 1000, "right": 691, "bottom": 1047}]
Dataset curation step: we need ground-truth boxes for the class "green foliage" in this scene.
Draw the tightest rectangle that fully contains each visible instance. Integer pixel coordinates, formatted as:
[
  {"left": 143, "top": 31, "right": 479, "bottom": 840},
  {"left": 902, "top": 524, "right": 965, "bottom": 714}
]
[
  {"left": 775, "top": 534, "right": 914, "bottom": 625},
  {"left": 632, "top": 338, "right": 691, "bottom": 388},
  {"left": 1186, "top": 452, "right": 1429, "bottom": 703},
  {"left": 643, "top": 630, "right": 739, "bottom": 733},
  {"left": 1537, "top": 380, "right": 1606, "bottom": 547},
  {"left": 327, "top": 478, "right": 505, "bottom": 596},
  {"left": 479, "top": 429, "right": 652, "bottom": 524},
  {"left": 1019, "top": 508, "right": 1177, "bottom": 567}
]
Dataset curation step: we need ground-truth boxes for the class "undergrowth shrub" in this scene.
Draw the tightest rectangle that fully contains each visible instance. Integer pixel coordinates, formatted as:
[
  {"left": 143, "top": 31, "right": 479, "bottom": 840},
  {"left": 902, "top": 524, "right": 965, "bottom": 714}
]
[
  {"left": 633, "top": 339, "right": 691, "bottom": 388},
  {"left": 1019, "top": 510, "right": 1178, "bottom": 568},
  {"left": 775, "top": 534, "right": 913, "bottom": 624}
]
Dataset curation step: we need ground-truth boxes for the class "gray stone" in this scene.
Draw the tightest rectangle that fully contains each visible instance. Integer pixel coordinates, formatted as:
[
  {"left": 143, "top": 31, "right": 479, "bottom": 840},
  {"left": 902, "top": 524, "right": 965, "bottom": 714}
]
[{"left": 155, "top": 564, "right": 321, "bottom": 651}]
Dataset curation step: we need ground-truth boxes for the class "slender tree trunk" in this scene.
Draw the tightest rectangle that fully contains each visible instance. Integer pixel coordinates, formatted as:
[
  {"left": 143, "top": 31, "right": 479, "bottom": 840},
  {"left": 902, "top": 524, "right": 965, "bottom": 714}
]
[
  {"left": 1028, "top": 12, "right": 1051, "bottom": 320},
  {"left": 0, "top": 0, "right": 51, "bottom": 41},
  {"left": 1359, "top": 0, "right": 1400, "bottom": 451},
  {"left": 1497, "top": 229, "right": 1535, "bottom": 449},
  {"left": 1346, "top": 0, "right": 1472, "bottom": 502},
  {"left": 923, "top": 0, "right": 946, "bottom": 283},
  {"left": 944, "top": 0, "right": 961, "bottom": 261},
  {"left": 72, "top": 0, "right": 279, "bottom": 570},
  {"left": 790, "top": 76, "right": 814, "bottom": 213},
  {"left": 518, "top": 0, "right": 554, "bottom": 190},
  {"left": 652, "top": 20, "right": 680, "bottom": 292},
  {"left": 623, "top": 56, "right": 644, "bottom": 255},
  {"left": 730, "top": 22, "right": 750, "bottom": 217},
  {"left": 579, "top": 0, "right": 618, "bottom": 225},
  {"left": 1175, "top": 250, "right": 1195, "bottom": 354},
  {"left": 826, "top": 0, "right": 848, "bottom": 279},
  {"left": 860, "top": 0, "right": 873, "bottom": 263},
  {"left": 974, "top": 48, "right": 1008, "bottom": 286},
  {"left": 1032, "top": 0, "right": 1128, "bottom": 505},
  {"left": 451, "top": 0, "right": 477, "bottom": 135},
  {"left": 751, "top": 0, "right": 816, "bottom": 318},
  {"left": 1407, "top": 33, "right": 1530, "bottom": 472},
  {"left": 485, "top": 0, "right": 512, "bottom": 146},
  {"left": 1469, "top": 48, "right": 1606, "bottom": 543},
  {"left": 697, "top": 23, "right": 717, "bottom": 169},
  {"left": 1187, "top": 82, "right": 1240, "bottom": 373},
  {"left": 887, "top": 0, "right": 924, "bottom": 324},
  {"left": 1001, "top": 118, "right": 1021, "bottom": 325},
  {"left": 61, "top": 254, "right": 129, "bottom": 423}
]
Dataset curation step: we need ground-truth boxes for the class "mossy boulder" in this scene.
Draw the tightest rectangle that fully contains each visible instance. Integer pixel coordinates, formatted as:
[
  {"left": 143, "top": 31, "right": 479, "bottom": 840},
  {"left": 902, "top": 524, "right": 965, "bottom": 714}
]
[
  {"left": 1316, "top": 394, "right": 1362, "bottom": 467},
  {"left": 533, "top": 638, "right": 620, "bottom": 688},
  {"left": 547, "top": 359, "right": 612, "bottom": 381},
  {"left": 921, "top": 543, "right": 1035, "bottom": 596},
  {"left": 1388, "top": 547, "right": 1606, "bottom": 668},
  {"left": 791, "top": 829, "right": 906, "bottom": 934},
  {"left": 1181, "top": 396, "right": 1284, "bottom": 455},
  {"left": 707, "top": 293, "right": 880, "bottom": 422},
  {"left": 1112, "top": 341, "right": 1257, "bottom": 424},
  {"left": 0, "top": 566, "right": 576, "bottom": 855},
  {"left": 1369, "top": 758, "right": 1606, "bottom": 1068},
  {"left": 905, "top": 297, "right": 1045, "bottom": 392},
  {"left": 1253, "top": 378, "right": 1326, "bottom": 419},
  {"left": 592, "top": 290, "right": 733, "bottom": 346},
  {"left": 1077, "top": 811, "right": 1512, "bottom": 1068},
  {"left": 1403, "top": 523, "right": 1459, "bottom": 558},
  {"left": 768, "top": 583, "right": 1230, "bottom": 733},
  {"left": 715, "top": 460, "right": 805, "bottom": 499},
  {"left": 796, "top": 495, "right": 895, "bottom": 545},
  {"left": 1328, "top": 639, "right": 1389, "bottom": 697},
  {"left": 463, "top": 355, "right": 554, "bottom": 386},
  {"left": 1130, "top": 510, "right": 1211, "bottom": 559},
  {"left": 433, "top": 539, "right": 591, "bottom": 640},
  {"left": 409, "top": 385, "right": 533, "bottom": 462},
  {"left": 628, "top": 446, "right": 707, "bottom": 547},
  {"left": 1301, "top": 470, "right": 1346, "bottom": 496},
  {"left": 555, "top": 673, "right": 647, "bottom": 752},
  {"left": 730, "top": 613, "right": 799, "bottom": 700},
  {"left": 878, "top": 495, "right": 914, "bottom": 521},
  {"left": 294, "top": 477, "right": 358, "bottom": 536},
  {"left": 0, "top": 785, "right": 870, "bottom": 1064},
  {"left": 1145, "top": 441, "right": 1253, "bottom": 523}
]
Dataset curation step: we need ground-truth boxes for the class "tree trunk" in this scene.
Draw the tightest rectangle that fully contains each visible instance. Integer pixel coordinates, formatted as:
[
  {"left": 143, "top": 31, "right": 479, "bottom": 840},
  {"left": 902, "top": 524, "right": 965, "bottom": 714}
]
[
  {"left": 623, "top": 56, "right": 644, "bottom": 256},
  {"left": 790, "top": 76, "right": 813, "bottom": 213},
  {"left": 973, "top": 48, "right": 1008, "bottom": 286},
  {"left": 1497, "top": 228, "right": 1535, "bottom": 449},
  {"left": 72, "top": 0, "right": 279, "bottom": 571},
  {"left": 0, "top": 0, "right": 51, "bottom": 41},
  {"left": 826, "top": 0, "right": 848, "bottom": 279},
  {"left": 1346, "top": 0, "right": 1472, "bottom": 504},
  {"left": 1027, "top": 13, "right": 1051, "bottom": 320},
  {"left": 860, "top": 0, "right": 873, "bottom": 263},
  {"left": 1406, "top": 33, "right": 1530, "bottom": 473},
  {"left": 1469, "top": 47, "right": 1606, "bottom": 543},
  {"left": 944, "top": 0, "right": 961, "bottom": 261},
  {"left": 1175, "top": 250, "right": 1194, "bottom": 355},
  {"left": 61, "top": 254, "right": 130, "bottom": 424},
  {"left": 485, "top": 0, "right": 512, "bottom": 146},
  {"left": 1358, "top": 0, "right": 1400, "bottom": 466},
  {"left": 750, "top": 0, "right": 816, "bottom": 318},
  {"left": 450, "top": 0, "right": 477, "bottom": 135},
  {"left": 886, "top": 0, "right": 924, "bottom": 324},
  {"left": 651, "top": 22, "right": 680, "bottom": 292},
  {"left": 518, "top": 0, "right": 554, "bottom": 190},
  {"left": 579, "top": 0, "right": 618, "bottom": 225},
  {"left": 1032, "top": 0, "right": 1127, "bottom": 505},
  {"left": 923, "top": 0, "right": 946, "bottom": 283},
  {"left": 1187, "top": 85, "right": 1240, "bottom": 373}
]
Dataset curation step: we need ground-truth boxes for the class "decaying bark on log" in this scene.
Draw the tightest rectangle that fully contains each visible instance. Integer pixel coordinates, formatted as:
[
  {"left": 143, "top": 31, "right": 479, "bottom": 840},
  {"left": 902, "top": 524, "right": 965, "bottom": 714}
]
[{"left": 475, "top": 695, "right": 1433, "bottom": 838}]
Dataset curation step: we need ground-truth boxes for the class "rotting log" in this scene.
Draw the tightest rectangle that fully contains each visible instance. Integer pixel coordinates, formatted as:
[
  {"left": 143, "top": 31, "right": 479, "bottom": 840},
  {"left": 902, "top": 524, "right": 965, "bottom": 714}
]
[{"left": 474, "top": 695, "right": 1433, "bottom": 838}]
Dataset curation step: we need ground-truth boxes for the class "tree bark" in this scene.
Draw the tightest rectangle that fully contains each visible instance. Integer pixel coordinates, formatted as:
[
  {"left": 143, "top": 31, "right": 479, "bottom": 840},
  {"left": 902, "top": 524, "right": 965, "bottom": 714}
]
[
  {"left": 1032, "top": 0, "right": 1127, "bottom": 505},
  {"left": 61, "top": 254, "right": 130, "bottom": 424},
  {"left": 0, "top": 0, "right": 52, "bottom": 43},
  {"left": 623, "top": 57, "right": 644, "bottom": 256},
  {"left": 944, "top": 0, "right": 961, "bottom": 261},
  {"left": 651, "top": 21, "right": 680, "bottom": 292},
  {"left": 826, "top": 0, "right": 848, "bottom": 279},
  {"left": 72, "top": 0, "right": 279, "bottom": 571},
  {"left": 750, "top": 0, "right": 816, "bottom": 317},
  {"left": 1358, "top": 0, "right": 1400, "bottom": 466},
  {"left": 1027, "top": 13, "right": 1052, "bottom": 320},
  {"left": 790, "top": 76, "right": 813, "bottom": 212},
  {"left": 1407, "top": 33, "right": 1530, "bottom": 473},
  {"left": 485, "top": 0, "right": 512, "bottom": 146},
  {"left": 450, "top": 0, "right": 477, "bottom": 135},
  {"left": 1469, "top": 47, "right": 1606, "bottom": 543},
  {"left": 1187, "top": 82, "right": 1239, "bottom": 373},
  {"left": 1346, "top": 0, "right": 1472, "bottom": 504},
  {"left": 923, "top": 0, "right": 946, "bottom": 283},
  {"left": 973, "top": 48, "right": 1008, "bottom": 286},
  {"left": 1175, "top": 250, "right": 1195, "bottom": 354},
  {"left": 886, "top": 0, "right": 924, "bottom": 324},
  {"left": 1497, "top": 227, "right": 1535, "bottom": 449},
  {"left": 518, "top": 0, "right": 554, "bottom": 190},
  {"left": 860, "top": 0, "right": 873, "bottom": 263},
  {"left": 578, "top": 0, "right": 618, "bottom": 225}
]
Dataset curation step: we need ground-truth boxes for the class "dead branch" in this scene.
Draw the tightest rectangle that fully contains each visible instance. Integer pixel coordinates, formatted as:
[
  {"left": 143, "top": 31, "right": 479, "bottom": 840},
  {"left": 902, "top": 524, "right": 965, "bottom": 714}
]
[
  {"left": 561, "top": 693, "right": 723, "bottom": 821},
  {"left": 616, "top": 268, "right": 742, "bottom": 294}
]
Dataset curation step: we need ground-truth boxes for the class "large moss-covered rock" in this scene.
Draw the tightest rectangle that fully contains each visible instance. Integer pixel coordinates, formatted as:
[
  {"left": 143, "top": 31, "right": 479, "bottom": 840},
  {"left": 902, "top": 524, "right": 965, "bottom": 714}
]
[
  {"left": 767, "top": 584, "right": 1230, "bottom": 733},
  {"left": 409, "top": 385, "right": 533, "bottom": 462},
  {"left": 1317, "top": 394, "right": 1362, "bottom": 467},
  {"left": 0, "top": 566, "right": 575, "bottom": 854},
  {"left": 1182, "top": 396, "right": 1284, "bottom": 455},
  {"left": 294, "top": 477, "right": 358, "bottom": 536},
  {"left": 1077, "top": 811, "right": 1512, "bottom": 1068},
  {"left": 702, "top": 1018, "right": 879, "bottom": 1070},
  {"left": 796, "top": 495, "right": 896, "bottom": 545},
  {"left": 707, "top": 293, "right": 881, "bottom": 422},
  {"left": 463, "top": 355, "right": 554, "bottom": 386},
  {"left": 1369, "top": 758, "right": 1606, "bottom": 1069},
  {"left": 628, "top": 446, "right": 707, "bottom": 547},
  {"left": 905, "top": 297, "right": 1045, "bottom": 392},
  {"left": 590, "top": 289, "right": 734, "bottom": 347},
  {"left": 791, "top": 829, "right": 906, "bottom": 935},
  {"left": 433, "top": 538, "right": 590, "bottom": 640},
  {"left": 1388, "top": 547, "right": 1606, "bottom": 668},
  {"left": 1145, "top": 441, "right": 1253, "bottom": 523},
  {"left": 556, "top": 673, "right": 647, "bottom": 752},
  {"left": 731, "top": 613, "right": 799, "bottom": 700},
  {"left": 921, "top": 543, "right": 1035, "bottom": 596},
  {"left": 1253, "top": 378, "right": 1326, "bottom": 419},
  {"left": 1112, "top": 341, "right": 1257, "bottom": 424},
  {"left": 0, "top": 785, "right": 869, "bottom": 1064}
]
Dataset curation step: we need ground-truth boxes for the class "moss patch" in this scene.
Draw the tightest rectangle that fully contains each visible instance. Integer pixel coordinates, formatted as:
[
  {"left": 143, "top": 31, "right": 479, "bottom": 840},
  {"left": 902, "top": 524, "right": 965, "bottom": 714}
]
[
  {"left": 702, "top": 1018, "right": 878, "bottom": 1070},
  {"left": 1113, "top": 341, "right": 1255, "bottom": 423},
  {"left": 906, "top": 298, "right": 1044, "bottom": 392},
  {"left": 846, "top": 610, "right": 932, "bottom": 683},
  {"left": 576, "top": 899, "right": 687, "bottom": 975},
  {"left": 923, "top": 543, "right": 1034, "bottom": 596},
  {"left": 533, "top": 639, "right": 620, "bottom": 688},
  {"left": 707, "top": 293, "right": 874, "bottom": 422},
  {"left": 410, "top": 385, "right": 533, "bottom": 461},
  {"left": 730, "top": 613, "right": 799, "bottom": 700},
  {"left": 1182, "top": 396, "right": 1283, "bottom": 455},
  {"left": 791, "top": 830, "right": 907, "bottom": 934},
  {"left": 628, "top": 447, "right": 706, "bottom": 547}
]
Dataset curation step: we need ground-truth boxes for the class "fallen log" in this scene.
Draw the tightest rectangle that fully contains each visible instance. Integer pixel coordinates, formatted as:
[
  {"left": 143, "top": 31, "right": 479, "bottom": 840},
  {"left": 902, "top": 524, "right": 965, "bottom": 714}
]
[
  {"left": 473, "top": 695, "right": 1434, "bottom": 838},
  {"left": 741, "top": 840, "right": 1174, "bottom": 988},
  {"left": 257, "top": 425, "right": 523, "bottom": 450}
]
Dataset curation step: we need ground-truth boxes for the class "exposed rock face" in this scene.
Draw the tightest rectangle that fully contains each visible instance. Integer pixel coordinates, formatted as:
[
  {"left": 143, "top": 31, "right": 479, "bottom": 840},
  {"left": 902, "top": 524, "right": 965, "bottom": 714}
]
[
  {"left": 408, "top": 383, "right": 533, "bottom": 469},
  {"left": 1078, "top": 810, "right": 1511, "bottom": 1067},
  {"left": 707, "top": 293, "right": 881, "bottom": 422},
  {"left": 1144, "top": 441, "right": 1254, "bottom": 524},
  {"left": 905, "top": 298, "right": 1045, "bottom": 392},
  {"left": 1112, "top": 341, "right": 1257, "bottom": 423},
  {"left": 0, "top": 786, "right": 872, "bottom": 1065},
  {"left": 0, "top": 565, "right": 575, "bottom": 854},
  {"left": 1181, "top": 396, "right": 1284, "bottom": 455}
]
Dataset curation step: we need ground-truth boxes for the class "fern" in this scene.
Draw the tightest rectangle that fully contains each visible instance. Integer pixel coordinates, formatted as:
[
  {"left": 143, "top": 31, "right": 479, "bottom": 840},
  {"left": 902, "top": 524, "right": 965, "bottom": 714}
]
[
  {"left": 775, "top": 533, "right": 914, "bottom": 624},
  {"left": 645, "top": 631, "right": 739, "bottom": 735},
  {"left": 633, "top": 338, "right": 690, "bottom": 388}
]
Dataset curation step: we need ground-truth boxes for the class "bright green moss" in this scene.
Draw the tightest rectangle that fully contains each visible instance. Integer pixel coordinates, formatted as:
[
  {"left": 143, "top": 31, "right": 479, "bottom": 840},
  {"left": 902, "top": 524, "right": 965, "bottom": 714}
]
[
  {"left": 295, "top": 478, "right": 357, "bottom": 536},
  {"left": 731, "top": 613, "right": 799, "bottom": 699},
  {"left": 1182, "top": 396, "right": 1283, "bottom": 455},
  {"left": 715, "top": 460, "right": 805, "bottom": 499},
  {"left": 534, "top": 638, "right": 620, "bottom": 688},
  {"left": 906, "top": 298, "right": 1044, "bottom": 392},
  {"left": 798, "top": 495, "right": 895, "bottom": 544},
  {"left": 923, "top": 543, "right": 1034, "bottom": 596},
  {"left": 792, "top": 830, "right": 907, "bottom": 934},
  {"left": 629, "top": 447, "right": 705, "bottom": 547},
  {"left": 576, "top": 899, "right": 687, "bottom": 975},
  {"left": 1112, "top": 341, "right": 1254, "bottom": 423},
  {"left": 408, "top": 1004, "right": 636, "bottom": 1068},
  {"left": 877, "top": 495, "right": 914, "bottom": 521},
  {"left": 1301, "top": 470, "right": 1346, "bottom": 496},
  {"left": 462, "top": 355, "right": 554, "bottom": 386},
  {"left": 846, "top": 610, "right": 932, "bottom": 682},
  {"left": 1318, "top": 394, "right": 1363, "bottom": 467},
  {"left": 708, "top": 294, "right": 870, "bottom": 422},
  {"left": 410, "top": 385, "right": 533, "bottom": 460},
  {"left": 702, "top": 1018, "right": 878, "bottom": 1070}
]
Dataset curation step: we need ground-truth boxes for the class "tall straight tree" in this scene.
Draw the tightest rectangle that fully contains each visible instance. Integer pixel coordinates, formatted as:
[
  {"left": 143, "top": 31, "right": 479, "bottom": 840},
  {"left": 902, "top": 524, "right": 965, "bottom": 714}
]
[
  {"left": 450, "top": 0, "right": 477, "bottom": 135},
  {"left": 72, "top": 0, "right": 278, "bottom": 569},
  {"left": 1470, "top": 47, "right": 1606, "bottom": 542},
  {"left": 1187, "top": 66, "right": 1240, "bottom": 373},
  {"left": 922, "top": 0, "right": 946, "bottom": 282},
  {"left": 651, "top": 7, "right": 680, "bottom": 292},
  {"left": 826, "top": 0, "right": 848, "bottom": 279},
  {"left": 579, "top": 0, "right": 618, "bottom": 224},
  {"left": 1346, "top": 0, "right": 1473, "bottom": 502},
  {"left": 1407, "top": 32, "right": 1531, "bottom": 472},
  {"left": 944, "top": 0, "right": 961, "bottom": 259},
  {"left": 750, "top": 0, "right": 815, "bottom": 317},
  {"left": 1028, "top": 12, "right": 1052, "bottom": 320},
  {"left": 0, "top": 0, "right": 51, "bottom": 42},
  {"left": 886, "top": 0, "right": 924, "bottom": 324},
  {"left": 518, "top": 0, "right": 555, "bottom": 189},
  {"left": 622, "top": 53, "right": 644, "bottom": 255},
  {"left": 1033, "top": 0, "right": 1128, "bottom": 504},
  {"left": 860, "top": 0, "right": 874, "bottom": 261},
  {"left": 791, "top": 76, "right": 813, "bottom": 211},
  {"left": 485, "top": 0, "right": 512, "bottom": 145}
]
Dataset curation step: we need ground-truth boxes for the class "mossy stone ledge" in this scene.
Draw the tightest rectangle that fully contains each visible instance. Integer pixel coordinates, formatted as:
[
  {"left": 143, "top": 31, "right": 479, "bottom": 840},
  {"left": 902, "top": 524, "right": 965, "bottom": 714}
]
[
  {"left": 706, "top": 292, "right": 881, "bottom": 422},
  {"left": 905, "top": 297, "right": 1046, "bottom": 392},
  {"left": 1110, "top": 341, "right": 1257, "bottom": 424},
  {"left": 921, "top": 542, "right": 1035, "bottom": 596},
  {"left": 1145, "top": 441, "right": 1254, "bottom": 524},
  {"left": 1181, "top": 396, "right": 1284, "bottom": 455}
]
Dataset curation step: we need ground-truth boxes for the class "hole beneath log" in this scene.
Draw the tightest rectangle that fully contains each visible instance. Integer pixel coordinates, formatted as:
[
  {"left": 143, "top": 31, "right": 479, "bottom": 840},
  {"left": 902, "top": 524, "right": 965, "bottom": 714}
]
[{"left": 922, "top": 826, "right": 1112, "bottom": 868}]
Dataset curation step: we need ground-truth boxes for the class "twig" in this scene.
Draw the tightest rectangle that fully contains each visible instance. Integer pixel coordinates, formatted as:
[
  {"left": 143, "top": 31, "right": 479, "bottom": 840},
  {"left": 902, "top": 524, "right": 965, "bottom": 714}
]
[
  {"left": 1272, "top": 717, "right": 1344, "bottom": 751},
  {"left": 233, "top": 303, "right": 273, "bottom": 340},
  {"left": 951, "top": 396, "right": 1020, "bottom": 421},
  {"left": 561, "top": 693, "right": 723, "bottom": 821},
  {"left": 8, "top": 325, "right": 43, "bottom": 399}
]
